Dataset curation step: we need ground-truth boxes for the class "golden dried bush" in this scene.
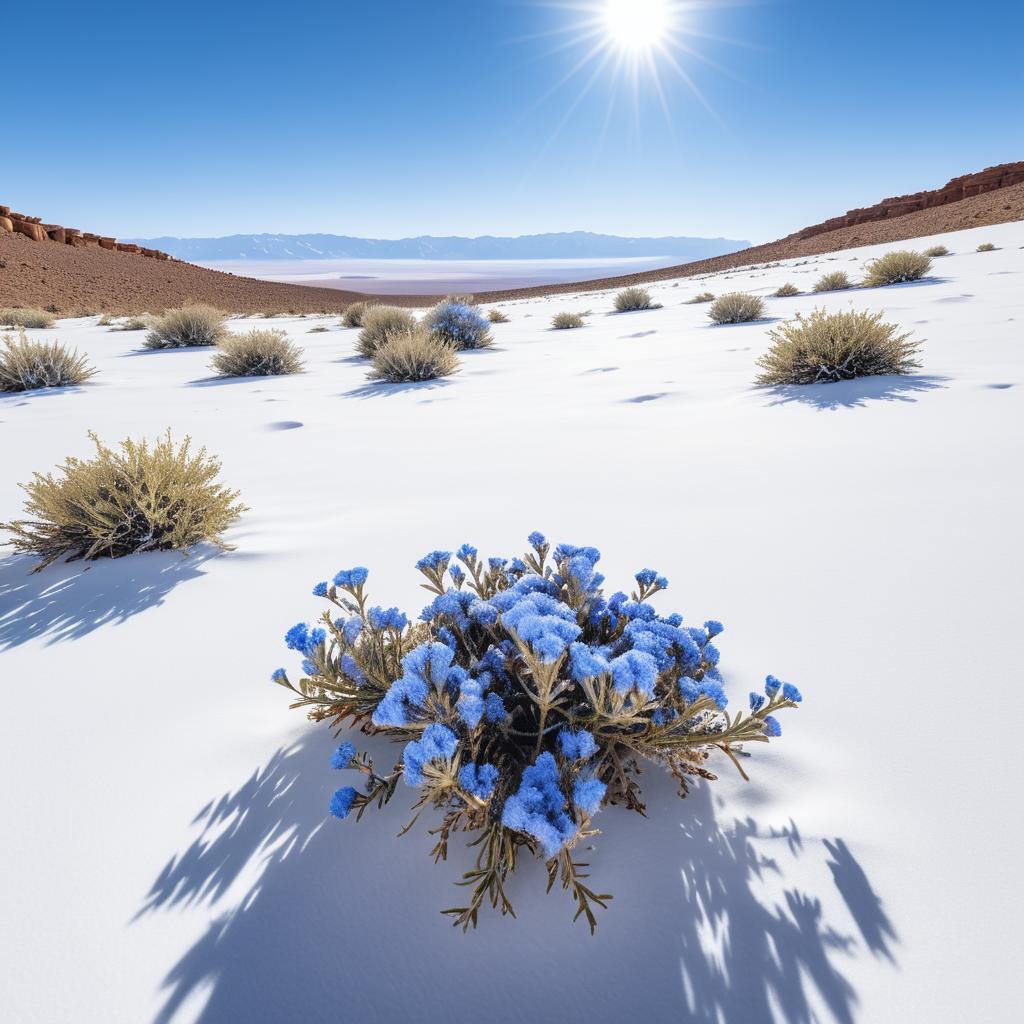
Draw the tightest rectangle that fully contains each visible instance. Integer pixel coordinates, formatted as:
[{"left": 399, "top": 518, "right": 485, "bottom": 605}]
[
  {"left": 210, "top": 329, "right": 305, "bottom": 377},
  {"left": 0, "top": 307, "right": 56, "bottom": 329},
  {"left": 613, "top": 287, "right": 659, "bottom": 312},
  {"left": 367, "top": 327, "right": 460, "bottom": 383},
  {"left": 0, "top": 330, "right": 96, "bottom": 392},
  {"left": 487, "top": 309, "right": 510, "bottom": 323},
  {"left": 862, "top": 250, "right": 932, "bottom": 287},
  {"left": 976, "top": 242, "right": 997, "bottom": 252},
  {"left": 756, "top": 308, "right": 921, "bottom": 386},
  {"left": 923, "top": 245, "right": 949, "bottom": 257},
  {"left": 812, "top": 270, "right": 854, "bottom": 293},
  {"left": 551, "top": 312, "right": 585, "bottom": 329},
  {"left": 708, "top": 292, "right": 766, "bottom": 324},
  {"left": 144, "top": 305, "right": 227, "bottom": 349},
  {"left": 686, "top": 291, "right": 715, "bottom": 304},
  {"left": 342, "top": 301, "right": 376, "bottom": 328},
  {"left": 773, "top": 283, "right": 800, "bottom": 297},
  {"left": 357, "top": 306, "right": 417, "bottom": 358},
  {"left": 1, "top": 431, "right": 247, "bottom": 571}
]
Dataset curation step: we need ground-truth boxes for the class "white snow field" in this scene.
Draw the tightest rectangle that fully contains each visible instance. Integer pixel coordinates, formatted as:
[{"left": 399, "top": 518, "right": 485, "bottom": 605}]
[{"left": 1, "top": 220, "right": 1021, "bottom": 1024}]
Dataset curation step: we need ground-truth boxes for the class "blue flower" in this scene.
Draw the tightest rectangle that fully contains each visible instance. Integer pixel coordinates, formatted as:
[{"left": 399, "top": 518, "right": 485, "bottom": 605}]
[
  {"left": 635, "top": 568, "right": 658, "bottom": 587},
  {"left": 703, "top": 643, "right": 721, "bottom": 666},
  {"left": 704, "top": 620, "right": 724, "bottom": 638},
  {"left": 415, "top": 549, "right": 452, "bottom": 573},
  {"left": 373, "top": 642, "right": 455, "bottom": 727},
  {"left": 572, "top": 776, "right": 607, "bottom": 816},
  {"left": 331, "top": 742, "right": 357, "bottom": 770},
  {"left": 484, "top": 692, "right": 506, "bottom": 722},
  {"left": 456, "top": 543, "right": 478, "bottom": 563},
  {"left": 312, "top": 581, "right": 329, "bottom": 597},
  {"left": 271, "top": 668, "right": 287, "bottom": 684},
  {"left": 284, "top": 623, "right": 325, "bottom": 656},
  {"left": 527, "top": 531, "right": 546, "bottom": 550},
  {"left": 749, "top": 692, "right": 766, "bottom": 712},
  {"left": 763, "top": 716, "right": 782, "bottom": 737},
  {"left": 764, "top": 675, "right": 782, "bottom": 697},
  {"left": 333, "top": 567, "right": 368, "bottom": 589},
  {"left": 367, "top": 606, "right": 409, "bottom": 632},
  {"left": 609, "top": 650, "right": 659, "bottom": 697},
  {"left": 340, "top": 653, "right": 365, "bottom": 685},
  {"left": 456, "top": 675, "right": 486, "bottom": 728},
  {"left": 501, "top": 752, "right": 576, "bottom": 858},
  {"left": 403, "top": 724, "right": 458, "bottom": 786},
  {"left": 450, "top": 565, "right": 466, "bottom": 586},
  {"left": 569, "top": 642, "right": 611, "bottom": 681},
  {"left": 329, "top": 787, "right": 357, "bottom": 819},
  {"left": 341, "top": 617, "right": 363, "bottom": 644},
  {"left": 782, "top": 683, "right": 803, "bottom": 703},
  {"left": 558, "top": 729, "right": 598, "bottom": 761},
  {"left": 458, "top": 762, "right": 499, "bottom": 799},
  {"left": 488, "top": 557, "right": 507, "bottom": 571}
]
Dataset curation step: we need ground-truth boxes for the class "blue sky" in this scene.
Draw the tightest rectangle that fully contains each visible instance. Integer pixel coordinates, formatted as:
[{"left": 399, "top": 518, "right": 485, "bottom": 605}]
[{"left": 5, "top": 0, "right": 1022, "bottom": 243}]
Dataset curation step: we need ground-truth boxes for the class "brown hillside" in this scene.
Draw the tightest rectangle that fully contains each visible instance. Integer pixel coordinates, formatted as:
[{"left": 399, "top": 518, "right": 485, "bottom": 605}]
[{"left": 1, "top": 162, "right": 1022, "bottom": 314}]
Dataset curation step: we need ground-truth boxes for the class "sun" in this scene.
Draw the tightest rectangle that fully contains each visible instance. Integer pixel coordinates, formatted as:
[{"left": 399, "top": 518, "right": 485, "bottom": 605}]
[{"left": 603, "top": 0, "right": 674, "bottom": 52}]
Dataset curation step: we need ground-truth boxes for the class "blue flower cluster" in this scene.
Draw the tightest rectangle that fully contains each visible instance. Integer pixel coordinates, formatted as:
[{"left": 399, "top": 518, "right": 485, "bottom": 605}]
[
  {"left": 429, "top": 302, "right": 492, "bottom": 350},
  {"left": 278, "top": 531, "right": 801, "bottom": 924}
]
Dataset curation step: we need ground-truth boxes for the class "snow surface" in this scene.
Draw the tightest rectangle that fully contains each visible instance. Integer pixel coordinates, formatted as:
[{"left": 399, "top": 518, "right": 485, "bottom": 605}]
[{"left": 1, "top": 221, "right": 1021, "bottom": 1024}]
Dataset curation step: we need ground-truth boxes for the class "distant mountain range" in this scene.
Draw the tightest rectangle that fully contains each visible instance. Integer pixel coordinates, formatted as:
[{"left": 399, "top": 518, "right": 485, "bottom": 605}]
[{"left": 126, "top": 230, "right": 749, "bottom": 262}]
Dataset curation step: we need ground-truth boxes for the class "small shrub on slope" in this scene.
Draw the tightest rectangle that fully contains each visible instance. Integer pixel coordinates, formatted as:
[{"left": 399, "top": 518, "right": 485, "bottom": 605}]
[
  {"left": 210, "top": 329, "right": 305, "bottom": 377},
  {"left": 551, "top": 312, "right": 584, "bottom": 329},
  {"left": 367, "top": 327, "right": 460, "bottom": 383},
  {"left": 923, "top": 245, "right": 949, "bottom": 258},
  {"left": 342, "top": 301, "right": 375, "bottom": 328},
  {"left": 273, "top": 535, "right": 802, "bottom": 930},
  {"left": 356, "top": 306, "right": 417, "bottom": 358},
  {"left": 686, "top": 292, "right": 715, "bottom": 304},
  {"left": 976, "top": 242, "right": 996, "bottom": 252},
  {"left": 424, "top": 300, "right": 493, "bottom": 350},
  {"left": 113, "top": 315, "right": 151, "bottom": 331},
  {"left": 812, "top": 270, "right": 854, "bottom": 293},
  {"left": 98, "top": 314, "right": 113, "bottom": 326},
  {"left": 614, "top": 286, "right": 659, "bottom": 312},
  {"left": 1, "top": 431, "right": 246, "bottom": 571},
  {"left": 0, "top": 330, "right": 96, "bottom": 392},
  {"left": 708, "top": 292, "right": 766, "bottom": 324},
  {"left": 144, "top": 305, "right": 226, "bottom": 349},
  {"left": 862, "top": 250, "right": 932, "bottom": 287},
  {"left": 487, "top": 309, "right": 510, "bottom": 323},
  {"left": 0, "top": 307, "right": 56, "bottom": 329},
  {"left": 756, "top": 308, "right": 921, "bottom": 386},
  {"left": 773, "top": 283, "right": 800, "bottom": 297}
]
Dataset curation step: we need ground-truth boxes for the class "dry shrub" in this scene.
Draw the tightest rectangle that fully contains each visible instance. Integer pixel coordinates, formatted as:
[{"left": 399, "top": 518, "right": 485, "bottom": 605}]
[
  {"left": 812, "top": 270, "right": 854, "bottom": 293},
  {"left": 98, "top": 314, "right": 113, "bottom": 326},
  {"left": 614, "top": 287, "right": 659, "bottom": 312},
  {"left": 708, "top": 292, "right": 766, "bottom": 324},
  {"left": 686, "top": 292, "right": 715, "bottom": 304},
  {"left": 551, "top": 312, "right": 585, "bottom": 329},
  {"left": 976, "top": 242, "right": 996, "bottom": 252},
  {"left": 756, "top": 308, "right": 921, "bottom": 386},
  {"left": 773, "top": 283, "right": 800, "bottom": 297},
  {"left": 0, "top": 330, "right": 97, "bottom": 391},
  {"left": 923, "top": 245, "right": 949, "bottom": 257},
  {"left": 144, "top": 305, "right": 226, "bottom": 349},
  {"left": 113, "top": 315, "right": 151, "bottom": 331},
  {"left": 357, "top": 306, "right": 417, "bottom": 358},
  {"left": 308, "top": 325, "right": 329, "bottom": 333},
  {"left": 862, "top": 250, "right": 932, "bottom": 287},
  {"left": 368, "top": 327, "right": 460, "bottom": 383},
  {"left": 1, "top": 431, "right": 247, "bottom": 571},
  {"left": 342, "top": 301, "right": 376, "bottom": 328},
  {"left": 210, "top": 329, "right": 305, "bottom": 377},
  {"left": 487, "top": 309, "right": 510, "bottom": 323},
  {"left": 0, "top": 307, "right": 56, "bottom": 329}
]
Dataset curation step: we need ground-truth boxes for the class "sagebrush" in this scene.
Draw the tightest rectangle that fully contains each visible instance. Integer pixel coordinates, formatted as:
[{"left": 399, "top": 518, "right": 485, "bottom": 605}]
[
  {"left": 0, "top": 330, "right": 96, "bottom": 392},
  {"left": 424, "top": 300, "right": 493, "bottom": 350},
  {"left": 342, "top": 302, "right": 375, "bottom": 328},
  {"left": 708, "top": 292, "right": 765, "bottom": 324},
  {"left": 210, "top": 329, "right": 305, "bottom": 377},
  {"left": 367, "top": 327, "right": 460, "bottom": 383},
  {"left": 812, "top": 271, "right": 853, "bottom": 292},
  {"left": 756, "top": 308, "right": 921, "bottom": 386},
  {"left": 1, "top": 431, "right": 246, "bottom": 571},
  {"left": 487, "top": 309, "right": 510, "bottom": 324},
  {"left": 144, "top": 305, "right": 226, "bottom": 349},
  {"left": 613, "top": 287, "right": 659, "bottom": 312},
  {"left": 923, "top": 245, "right": 949, "bottom": 258},
  {"left": 0, "top": 307, "right": 56, "bottom": 329},
  {"left": 357, "top": 306, "right": 417, "bottom": 358},
  {"left": 773, "top": 283, "right": 800, "bottom": 297},
  {"left": 976, "top": 242, "right": 996, "bottom": 252},
  {"left": 274, "top": 535, "right": 801, "bottom": 930},
  {"left": 551, "top": 312, "right": 585, "bottom": 329},
  {"left": 113, "top": 315, "right": 151, "bottom": 331},
  {"left": 862, "top": 250, "right": 932, "bottom": 287},
  {"left": 686, "top": 292, "right": 715, "bottom": 304}
]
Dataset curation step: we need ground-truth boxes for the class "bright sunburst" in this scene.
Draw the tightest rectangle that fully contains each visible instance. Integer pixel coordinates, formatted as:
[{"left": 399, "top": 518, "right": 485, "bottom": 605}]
[{"left": 603, "top": 0, "right": 674, "bottom": 53}]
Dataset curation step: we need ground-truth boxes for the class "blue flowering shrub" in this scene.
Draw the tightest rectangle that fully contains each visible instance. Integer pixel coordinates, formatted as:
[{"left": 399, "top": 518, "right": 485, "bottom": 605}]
[
  {"left": 423, "top": 299, "right": 493, "bottom": 350},
  {"left": 274, "top": 534, "right": 802, "bottom": 931}
]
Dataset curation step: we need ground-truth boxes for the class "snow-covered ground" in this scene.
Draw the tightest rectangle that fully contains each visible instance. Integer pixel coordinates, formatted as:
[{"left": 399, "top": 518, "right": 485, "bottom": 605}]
[{"left": 1, "top": 220, "right": 1021, "bottom": 1024}]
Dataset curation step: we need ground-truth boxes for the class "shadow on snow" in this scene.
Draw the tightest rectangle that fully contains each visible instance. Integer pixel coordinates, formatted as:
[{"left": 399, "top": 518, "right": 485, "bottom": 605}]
[
  {"left": 761, "top": 374, "right": 947, "bottom": 410},
  {"left": 139, "top": 739, "right": 897, "bottom": 1024}
]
